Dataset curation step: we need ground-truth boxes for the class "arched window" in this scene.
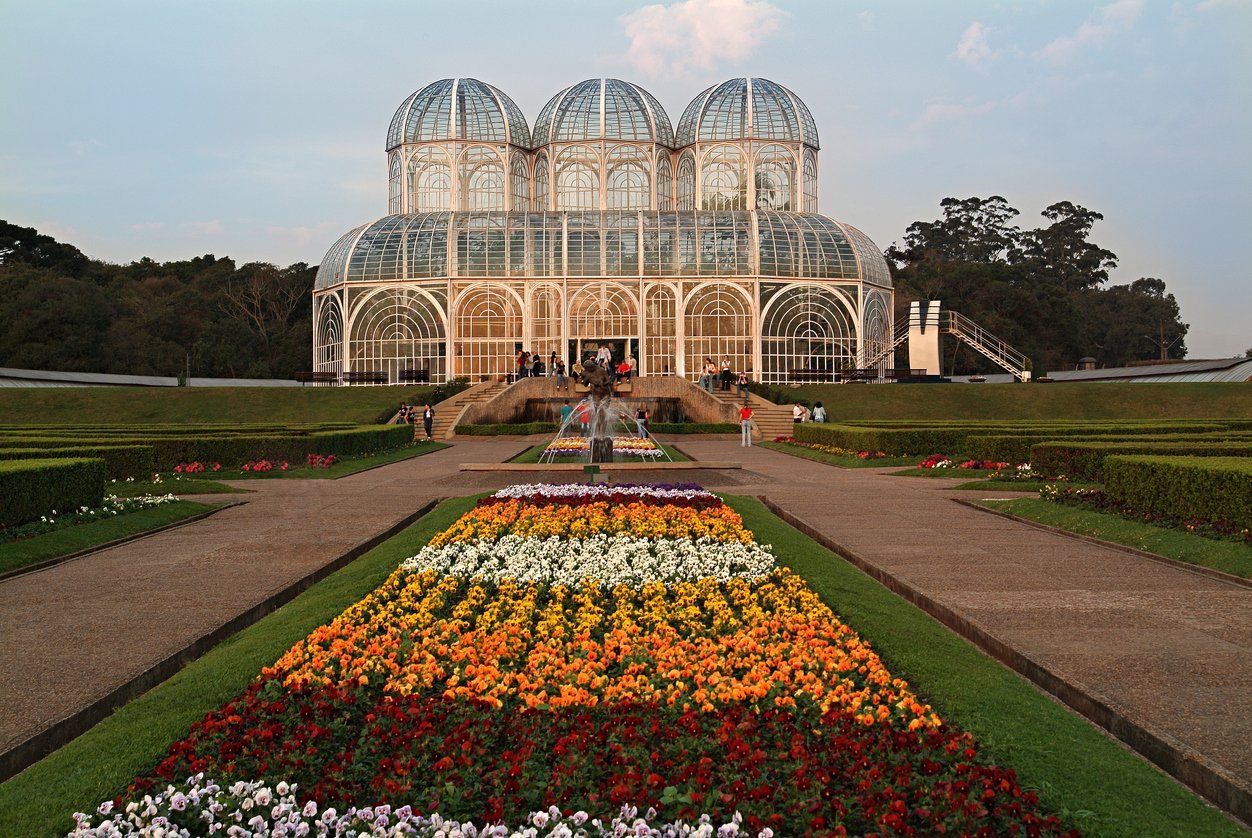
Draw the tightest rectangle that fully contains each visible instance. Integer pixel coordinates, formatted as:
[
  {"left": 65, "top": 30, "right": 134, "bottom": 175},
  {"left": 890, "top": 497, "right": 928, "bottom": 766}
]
[
  {"left": 315, "top": 295, "right": 343, "bottom": 375},
  {"left": 533, "top": 151, "right": 550, "bottom": 211},
  {"left": 683, "top": 283, "right": 752, "bottom": 377},
  {"left": 528, "top": 284, "right": 563, "bottom": 367},
  {"left": 349, "top": 287, "right": 447, "bottom": 384},
  {"left": 643, "top": 284, "right": 677, "bottom": 375},
  {"left": 676, "top": 151, "right": 695, "bottom": 211},
  {"left": 454, "top": 285, "right": 521, "bottom": 379},
  {"left": 388, "top": 155, "right": 402, "bottom": 214},
  {"left": 803, "top": 149, "right": 818, "bottom": 213},
  {"left": 761, "top": 284, "right": 855, "bottom": 383},
  {"left": 700, "top": 145, "right": 746, "bottom": 211},
  {"left": 407, "top": 147, "right": 451, "bottom": 212},
  {"left": 555, "top": 145, "right": 601, "bottom": 210},
  {"left": 606, "top": 146, "right": 650, "bottom": 210},
  {"left": 754, "top": 144, "right": 794, "bottom": 211},
  {"left": 862, "top": 292, "right": 891, "bottom": 374},
  {"left": 568, "top": 282, "right": 637, "bottom": 337},
  {"left": 655, "top": 154, "right": 673, "bottom": 211},
  {"left": 509, "top": 152, "right": 530, "bottom": 212},
  {"left": 459, "top": 146, "right": 505, "bottom": 211}
]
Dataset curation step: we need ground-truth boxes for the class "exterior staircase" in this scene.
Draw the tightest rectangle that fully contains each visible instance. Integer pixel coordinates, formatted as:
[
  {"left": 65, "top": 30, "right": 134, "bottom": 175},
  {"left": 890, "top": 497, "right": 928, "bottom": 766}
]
[
  {"left": 943, "top": 310, "right": 1031, "bottom": 382},
  {"left": 701, "top": 384, "right": 794, "bottom": 441},
  {"left": 397, "top": 379, "right": 508, "bottom": 440}
]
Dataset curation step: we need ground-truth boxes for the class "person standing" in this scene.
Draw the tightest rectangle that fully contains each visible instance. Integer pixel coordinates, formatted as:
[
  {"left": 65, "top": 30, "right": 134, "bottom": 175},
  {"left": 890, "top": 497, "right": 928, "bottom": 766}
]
[
  {"left": 719, "top": 356, "right": 732, "bottom": 391},
  {"left": 422, "top": 404, "right": 435, "bottom": 440},
  {"left": 559, "top": 399, "right": 573, "bottom": 427},
  {"left": 736, "top": 370, "right": 749, "bottom": 397},
  {"left": 635, "top": 406, "right": 647, "bottom": 437},
  {"left": 792, "top": 401, "right": 809, "bottom": 424},
  {"left": 554, "top": 358, "right": 567, "bottom": 390},
  {"left": 739, "top": 403, "right": 754, "bottom": 447},
  {"left": 578, "top": 401, "right": 590, "bottom": 436},
  {"left": 812, "top": 401, "right": 827, "bottom": 423},
  {"left": 549, "top": 350, "right": 558, "bottom": 376},
  {"left": 596, "top": 343, "right": 612, "bottom": 368}
]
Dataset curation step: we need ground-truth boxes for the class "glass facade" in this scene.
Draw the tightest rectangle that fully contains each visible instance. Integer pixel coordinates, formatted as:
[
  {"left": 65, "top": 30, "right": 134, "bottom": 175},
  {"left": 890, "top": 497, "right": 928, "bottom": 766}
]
[{"left": 316, "top": 75, "right": 892, "bottom": 383}]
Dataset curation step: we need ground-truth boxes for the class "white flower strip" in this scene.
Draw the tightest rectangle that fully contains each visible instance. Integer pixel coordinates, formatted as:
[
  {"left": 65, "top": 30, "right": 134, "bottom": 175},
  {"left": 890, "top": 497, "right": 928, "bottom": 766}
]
[
  {"left": 490, "top": 483, "right": 715, "bottom": 502},
  {"left": 70, "top": 775, "right": 774, "bottom": 837},
  {"left": 400, "top": 534, "right": 775, "bottom": 587}
]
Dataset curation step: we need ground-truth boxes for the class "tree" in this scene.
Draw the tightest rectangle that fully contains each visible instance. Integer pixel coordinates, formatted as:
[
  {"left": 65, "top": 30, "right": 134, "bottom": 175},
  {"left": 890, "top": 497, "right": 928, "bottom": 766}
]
[{"left": 1017, "top": 201, "right": 1118, "bottom": 291}]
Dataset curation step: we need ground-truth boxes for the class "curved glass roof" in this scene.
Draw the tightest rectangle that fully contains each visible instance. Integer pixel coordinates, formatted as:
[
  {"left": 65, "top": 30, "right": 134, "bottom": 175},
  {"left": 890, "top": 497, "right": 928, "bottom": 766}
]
[
  {"left": 386, "top": 78, "right": 531, "bottom": 150},
  {"left": 315, "top": 211, "right": 889, "bottom": 289},
  {"left": 675, "top": 78, "right": 818, "bottom": 148},
  {"left": 533, "top": 78, "right": 675, "bottom": 147}
]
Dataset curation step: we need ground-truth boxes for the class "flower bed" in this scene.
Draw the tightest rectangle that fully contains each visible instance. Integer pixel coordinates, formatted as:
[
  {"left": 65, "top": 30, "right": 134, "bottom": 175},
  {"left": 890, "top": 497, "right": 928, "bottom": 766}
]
[
  {"left": 78, "top": 483, "right": 1074, "bottom": 836},
  {"left": 770, "top": 436, "right": 887, "bottom": 459},
  {"left": 543, "top": 436, "right": 663, "bottom": 458}
]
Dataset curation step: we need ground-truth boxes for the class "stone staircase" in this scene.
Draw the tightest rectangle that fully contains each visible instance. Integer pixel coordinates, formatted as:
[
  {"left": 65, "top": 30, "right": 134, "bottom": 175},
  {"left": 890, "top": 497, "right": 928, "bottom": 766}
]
[
  {"left": 698, "top": 384, "right": 794, "bottom": 441},
  {"left": 428, "top": 379, "right": 508, "bottom": 440}
]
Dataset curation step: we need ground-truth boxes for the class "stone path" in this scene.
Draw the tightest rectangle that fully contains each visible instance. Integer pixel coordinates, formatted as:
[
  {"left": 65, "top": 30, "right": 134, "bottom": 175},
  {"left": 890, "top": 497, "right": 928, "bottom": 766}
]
[{"left": 2, "top": 437, "right": 1249, "bottom": 815}]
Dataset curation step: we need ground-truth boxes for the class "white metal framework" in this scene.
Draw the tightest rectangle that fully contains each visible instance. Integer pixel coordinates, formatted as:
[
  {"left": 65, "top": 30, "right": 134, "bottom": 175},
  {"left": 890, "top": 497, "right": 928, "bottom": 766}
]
[{"left": 315, "top": 76, "right": 893, "bottom": 383}]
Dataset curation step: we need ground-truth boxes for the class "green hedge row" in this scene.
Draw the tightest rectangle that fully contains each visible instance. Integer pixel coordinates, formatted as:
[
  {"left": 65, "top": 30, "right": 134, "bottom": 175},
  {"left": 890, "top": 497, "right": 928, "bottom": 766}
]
[
  {"left": 0, "top": 425, "right": 411, "bottom": 469},
  {"left": 965, "top": 430, "right": 1250, "bottom": 464},
  {"left": 0, "top": 445, "right": 153, "bottom": 480},
  {"left": 1031, "top": 440, "right": 1252, "bottom": 482},
  {"left": 456, "top": 422, "right": 559, "bottom": 436},
  {"left": 650, "top": 422, "right": 739, "bottom": 434},
  {"left": 1104, "top": 455, "right": 1252, "bottom": 529},
  {"left": 0, "top": 458, "right": 107, "bottom": 528}
]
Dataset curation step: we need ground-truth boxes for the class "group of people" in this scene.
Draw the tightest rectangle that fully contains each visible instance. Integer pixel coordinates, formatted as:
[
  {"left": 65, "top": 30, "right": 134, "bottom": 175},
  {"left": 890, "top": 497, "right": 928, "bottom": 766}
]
[
  {"left": 514, "top": 345, "right": 638, "bottom": 390},
  {"left": 697, "top": 356, "right": 749, "bottom": 397},
  {"left": 556, "top": 398, "right": 652, "bottom": 437},
  {"left": 791, "top": 400, "right": 827, "bottom": 424},
  {"left": 396, "top": 402, "right": 435, "bottom": 439}
]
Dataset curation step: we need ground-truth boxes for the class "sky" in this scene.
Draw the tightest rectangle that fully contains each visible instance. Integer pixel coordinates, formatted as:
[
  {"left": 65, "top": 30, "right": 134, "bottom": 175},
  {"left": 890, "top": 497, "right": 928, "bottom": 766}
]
[{"left": 1, "top": 0, "right": 1249, "bottom": 357}]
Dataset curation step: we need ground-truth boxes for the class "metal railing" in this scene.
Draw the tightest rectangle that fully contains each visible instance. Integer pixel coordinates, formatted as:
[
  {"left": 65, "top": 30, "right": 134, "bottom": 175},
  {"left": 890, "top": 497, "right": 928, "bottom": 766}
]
[{"left": 943, "top": 311, "right": 1031, "bottom": 382}]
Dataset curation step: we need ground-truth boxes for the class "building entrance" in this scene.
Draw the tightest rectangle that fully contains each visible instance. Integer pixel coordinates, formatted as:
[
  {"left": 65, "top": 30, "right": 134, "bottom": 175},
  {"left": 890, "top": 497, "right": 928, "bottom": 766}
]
[{"left": 569, "top": 338, "right": 635, "bottom": 371}]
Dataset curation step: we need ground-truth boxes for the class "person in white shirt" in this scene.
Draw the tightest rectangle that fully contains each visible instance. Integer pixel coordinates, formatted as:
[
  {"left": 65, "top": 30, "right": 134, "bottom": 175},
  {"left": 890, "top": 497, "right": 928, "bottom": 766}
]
[
  {"left": 812, "top": 401, "right": 827, "bottom": 423},
  {"left": 596, "top": 344, "right": 612, "bottom": 367},
  {"left": 792, "top": 402, "right": 810, "bottom": 424}
]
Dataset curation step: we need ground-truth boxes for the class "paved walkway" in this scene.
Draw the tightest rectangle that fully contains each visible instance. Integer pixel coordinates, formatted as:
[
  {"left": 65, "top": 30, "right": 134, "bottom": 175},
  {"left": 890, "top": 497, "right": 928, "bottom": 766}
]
[{"left": 2, "top": 437, "right": 1249, "bottom": 810}]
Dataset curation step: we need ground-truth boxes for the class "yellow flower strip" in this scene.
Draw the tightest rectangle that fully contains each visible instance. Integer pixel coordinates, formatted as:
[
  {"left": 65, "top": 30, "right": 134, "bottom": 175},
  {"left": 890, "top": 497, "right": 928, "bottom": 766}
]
[
  {"left": 427, "top": 500, "right": 754, "bottom": 546},
  {"left": 265, "top": 568, "right": 938, "bottom": 729}
]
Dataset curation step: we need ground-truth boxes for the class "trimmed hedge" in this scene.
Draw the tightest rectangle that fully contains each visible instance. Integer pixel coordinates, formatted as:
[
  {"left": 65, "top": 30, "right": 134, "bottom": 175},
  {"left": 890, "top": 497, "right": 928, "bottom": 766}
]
[
  {"left": 0, "top": 458, "right": 107, "bottom": 528},
  {"left": 1103, "top": 455, "right": 1252, "bottom": 529},
  {"left": 0, "top": 425, "right": 412, "bottom": 470},
  {"left": 456, "top": 422, "right": 559, "bottom": 436},
  {"left": 966, "top": 430, "right": 1243, "bottom": 464},
  {"left": 1032, "top": 441, "right": 1252, "bottom": 482},
  {"left": 649, "top": 422, "right": 739, "bottom": 434},
  {"left": 0, "top": 445, "right": 153, "bottom": 480}
]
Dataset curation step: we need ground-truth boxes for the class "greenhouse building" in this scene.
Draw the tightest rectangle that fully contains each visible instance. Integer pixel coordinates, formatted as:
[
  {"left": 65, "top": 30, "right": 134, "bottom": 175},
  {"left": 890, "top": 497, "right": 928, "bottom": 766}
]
[{"left": 313, "top": 77, "right": 894, "bottom": 383}]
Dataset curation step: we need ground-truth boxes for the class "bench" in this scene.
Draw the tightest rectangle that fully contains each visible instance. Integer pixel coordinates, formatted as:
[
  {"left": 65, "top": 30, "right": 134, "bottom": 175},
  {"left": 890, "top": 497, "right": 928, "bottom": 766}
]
[
  {"left": 398, "top": 368, "right": 431, "bottom": 383},
  {"left": 342, "top": 370, "right": 389, "bottom": 385},
  {"left": 294, "top": 371, "right": 340, "bottom": 386}
]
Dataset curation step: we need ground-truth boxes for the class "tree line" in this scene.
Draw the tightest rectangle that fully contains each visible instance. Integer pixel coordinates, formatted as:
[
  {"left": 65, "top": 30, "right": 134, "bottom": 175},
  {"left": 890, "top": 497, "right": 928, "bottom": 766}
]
[
  {"left": 0, "top": 200, "right": 1193, "bottom": 379},
  {"left": 886, "top": 197, "right": 1189, "bottom": 374}
]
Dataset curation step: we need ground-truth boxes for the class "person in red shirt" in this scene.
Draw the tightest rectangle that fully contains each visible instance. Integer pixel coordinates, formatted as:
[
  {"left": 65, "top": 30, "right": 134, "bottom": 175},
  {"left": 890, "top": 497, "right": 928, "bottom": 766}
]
[{"left": 739, "top": 404, "right": 754, "bottom": 447}]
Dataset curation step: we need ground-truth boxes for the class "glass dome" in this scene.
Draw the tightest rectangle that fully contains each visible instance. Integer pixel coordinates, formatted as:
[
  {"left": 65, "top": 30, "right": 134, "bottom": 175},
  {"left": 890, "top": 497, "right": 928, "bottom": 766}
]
[
  {"left": 533, "top": 78, "right": 674, "bottom": 147},
  {"left": 675, "top": 78, "right": 818, "bottom": 148},
  {"left": 386, "top": 78, "right": 531, "bottom": 150}
]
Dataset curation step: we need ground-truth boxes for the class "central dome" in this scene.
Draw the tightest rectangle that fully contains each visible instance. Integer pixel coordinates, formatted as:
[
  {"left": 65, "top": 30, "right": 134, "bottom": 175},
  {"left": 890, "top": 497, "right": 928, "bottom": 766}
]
[
  {"left": 676, "top": 77, "right": 818, "bottom": 148},
  {"left": 533, "top": 78, "right": 674, "bottom": 147},
  {"left": 386, "top": 78, "right": 531, "bottom": 150}
]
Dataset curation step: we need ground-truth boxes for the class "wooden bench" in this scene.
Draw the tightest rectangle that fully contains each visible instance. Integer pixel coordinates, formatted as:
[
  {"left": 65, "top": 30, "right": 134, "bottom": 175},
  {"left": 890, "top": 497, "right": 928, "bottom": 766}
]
[
  {"left": 342, "top": 370, "right": 388, "bottom": 385},
  {"left": 398, "top": 368, "right": 431, "bottom": 383},
  {"left": 294, "top": 371, "right": 340, "bottom": 386}
]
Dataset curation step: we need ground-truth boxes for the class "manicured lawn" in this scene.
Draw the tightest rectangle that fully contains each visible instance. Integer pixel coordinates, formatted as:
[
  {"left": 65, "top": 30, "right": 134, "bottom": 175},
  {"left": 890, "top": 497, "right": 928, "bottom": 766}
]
[
  {"left": 109, "top": 477, "right": 248, "bottom": 497},
  {"left": 0, "top": 497, "right": 476, "bottom": 837},
  {"left": 751, "top": 382, "right": 1252, "bottom": 421},
  {"left": 0, "top": 385, "right": 458, "bottom": 426},
  {"left": 224, "top": 441, "right": 448, "bottom": 479},
  {"left": 953, "top": 478, "right": 1099, "bottom": 493},
  {"left": 760, "top": 440, "right": 915, "bottom": 468},
  {"left": 727, "top": 496, "right": 1242, "bottom": 837},
  {"left": 978, "top": 497, "right": 1252, "bottom": 580},
  {"left": 0, "top": 501, "right": 219, "bottom": 576},
  {"left": 509, "top": 442, "right": 689, "bottom": 463}
]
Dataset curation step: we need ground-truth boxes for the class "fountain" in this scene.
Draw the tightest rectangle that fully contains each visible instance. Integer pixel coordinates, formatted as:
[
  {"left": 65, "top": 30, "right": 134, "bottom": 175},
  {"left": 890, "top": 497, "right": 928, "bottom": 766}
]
[{"left": 538, "top": 360, "right": 673, "bottom": 466}]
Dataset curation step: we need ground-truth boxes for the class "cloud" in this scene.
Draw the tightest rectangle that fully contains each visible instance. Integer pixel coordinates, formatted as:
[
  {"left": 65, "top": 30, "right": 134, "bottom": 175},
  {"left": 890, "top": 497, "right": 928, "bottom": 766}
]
[
  {"left": 181, "top": 220, "right": 222, "bottom": 235},
  {"left": 913, "top": 99, "right": 999, "bottom": 129},
  {"left": 858, "top": 10, "right": 875, "bottom": 29},
  {"left": 1040, "top": 0, "right": 1145, "bottom": 63},
  {"left": 954, "top": 21, "right": 995, "bottom": 68},
  {"left": 619, "top": 0, "right": 785, "bottom": 76}
]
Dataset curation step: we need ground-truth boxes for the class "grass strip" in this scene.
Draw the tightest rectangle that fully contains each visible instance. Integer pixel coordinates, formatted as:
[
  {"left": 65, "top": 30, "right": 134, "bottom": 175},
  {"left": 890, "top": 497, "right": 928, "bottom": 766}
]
[
  {"left": 952, "top": 478, "right": 1099, "bottom": 493},
  {"left": 759, "top": 440, "right": 915, "bottom": 468},
  {"left": 224, "top": 441, "right": 448, "bottom": 480},
  {"left": 978, "top": 497, "right": 1252, "bottom": 580},
  {"left": 0, "top": 497, "right": 475, "bottom": 837},
  {"left": 725, "top": 495, "right": 1241, "bottom": 837},
  {"left": 0, "top": 501, "right": 218, "bottom": 576},
  {"left": 509, "top": 442, "right": 689, "bottom": 463},
  {"left": 108, "top": 478, "right": 248, "bottom": 497}
]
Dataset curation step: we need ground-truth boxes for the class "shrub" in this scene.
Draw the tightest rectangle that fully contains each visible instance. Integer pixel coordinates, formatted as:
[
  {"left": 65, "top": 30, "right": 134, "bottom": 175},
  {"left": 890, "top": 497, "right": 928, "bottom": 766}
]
[
  {"left": 455, "top": 422, "right": 559, "bottom": 436},
  {"left": 0, "top": 444, "right": 153, "bottom": 480},
  {"left": 649, "top": 422, "right": 739, "bottom": 434},
  {"left": 1032, "top": 440, "right": 1252, "bottom": 481},
  {"left": 0, "top": 458, "right": 107, "bottom": 528},
  {"left": 1103, "top": 455, "right": 1252, "bottom": 529}
]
